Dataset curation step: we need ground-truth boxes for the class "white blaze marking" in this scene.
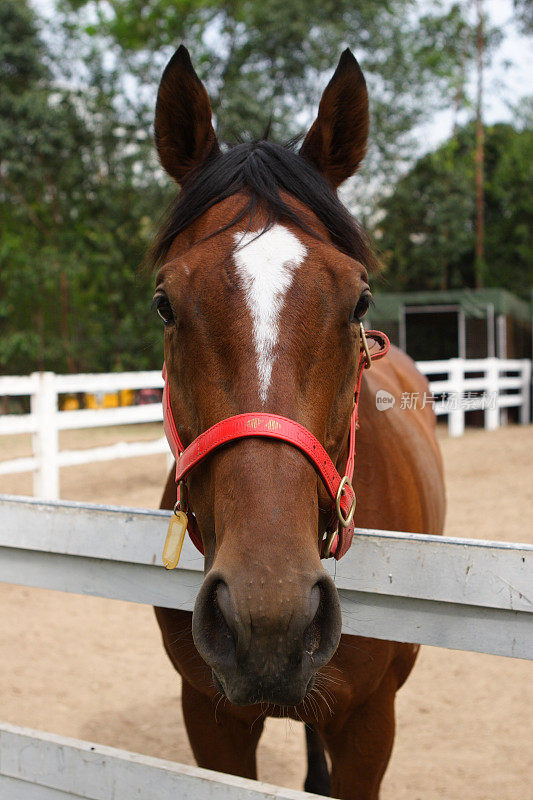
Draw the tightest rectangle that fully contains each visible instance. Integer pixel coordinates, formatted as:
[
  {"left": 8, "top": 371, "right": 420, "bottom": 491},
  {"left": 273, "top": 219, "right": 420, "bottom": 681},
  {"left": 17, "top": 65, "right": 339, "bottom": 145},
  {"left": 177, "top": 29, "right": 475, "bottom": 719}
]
[{"left": 233, "top": 225, "right": 307, "bottom": 403}]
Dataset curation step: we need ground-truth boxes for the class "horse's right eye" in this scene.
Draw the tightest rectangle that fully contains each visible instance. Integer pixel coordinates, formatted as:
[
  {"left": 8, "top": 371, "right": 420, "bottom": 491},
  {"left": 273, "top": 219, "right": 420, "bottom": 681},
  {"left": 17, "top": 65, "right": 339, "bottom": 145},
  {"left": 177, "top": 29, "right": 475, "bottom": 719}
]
[
  {"left": 350, "top": 290, "right": 373, "bottom": 323},
  {"left": 151, "top": 293, "right": 174, "bottom": 325}
]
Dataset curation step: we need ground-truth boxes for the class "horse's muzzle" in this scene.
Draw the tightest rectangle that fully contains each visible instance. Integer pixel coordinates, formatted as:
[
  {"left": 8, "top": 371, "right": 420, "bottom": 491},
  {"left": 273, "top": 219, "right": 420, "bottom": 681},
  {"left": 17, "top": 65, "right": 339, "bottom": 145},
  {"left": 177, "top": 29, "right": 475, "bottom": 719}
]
[{"left": 192, "top": 568, "right": 341, "bottom": 706}]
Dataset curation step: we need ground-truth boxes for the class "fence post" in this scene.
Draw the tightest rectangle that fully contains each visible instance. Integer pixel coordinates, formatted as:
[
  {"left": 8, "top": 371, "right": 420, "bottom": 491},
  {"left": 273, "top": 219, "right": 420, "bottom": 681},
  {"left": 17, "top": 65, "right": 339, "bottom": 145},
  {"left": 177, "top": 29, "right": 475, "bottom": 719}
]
[
  {"left": 31, "top": 372, "right": 59, "bottom": 499},
  {"left": 485, "top": 358, "right": 500, "bottom": 431},
  {"left": 520, "top": 360, "right": 531, "bottom": 425},
  {"left": 448, "top": 359, "right": 464, "bottom": 437}
]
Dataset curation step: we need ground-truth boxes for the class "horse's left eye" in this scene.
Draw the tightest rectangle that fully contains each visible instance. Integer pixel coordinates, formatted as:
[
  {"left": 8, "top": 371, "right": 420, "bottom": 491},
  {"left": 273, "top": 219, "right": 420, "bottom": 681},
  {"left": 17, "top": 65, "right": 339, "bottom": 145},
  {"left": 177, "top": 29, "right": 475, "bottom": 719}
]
[
  {"left": 151, "top": 293, "right": 174, "bottom": 325},
  {"left": 350, "top": 291, "right": 372, "bottom": 323}
]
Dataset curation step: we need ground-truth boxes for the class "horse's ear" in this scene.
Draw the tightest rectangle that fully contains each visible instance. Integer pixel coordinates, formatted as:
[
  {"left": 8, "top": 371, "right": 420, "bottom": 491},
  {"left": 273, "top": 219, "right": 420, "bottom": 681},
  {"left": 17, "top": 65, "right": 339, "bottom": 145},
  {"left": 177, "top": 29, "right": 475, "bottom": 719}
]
[
  {"left": 155, "top": 45, "right": 220, "bottom": 185},
  {"left": 300, "top": 49, "right": 369, "bottom": 189}
]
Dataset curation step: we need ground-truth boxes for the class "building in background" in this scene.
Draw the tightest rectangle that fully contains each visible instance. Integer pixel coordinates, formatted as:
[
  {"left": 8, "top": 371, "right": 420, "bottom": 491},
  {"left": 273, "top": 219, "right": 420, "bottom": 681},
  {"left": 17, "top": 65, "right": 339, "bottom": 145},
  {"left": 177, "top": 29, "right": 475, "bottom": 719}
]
[{"left": 367, "top": 289, "right": 532, "bottom": 362}]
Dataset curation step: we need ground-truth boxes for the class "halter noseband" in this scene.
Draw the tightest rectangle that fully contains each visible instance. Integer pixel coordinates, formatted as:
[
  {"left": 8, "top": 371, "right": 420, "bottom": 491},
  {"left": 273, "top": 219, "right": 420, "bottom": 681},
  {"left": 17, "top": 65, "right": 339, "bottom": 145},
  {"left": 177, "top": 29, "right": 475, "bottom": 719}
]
[{"left": 161, "top": 325, "right": 390, "bottom": 567}]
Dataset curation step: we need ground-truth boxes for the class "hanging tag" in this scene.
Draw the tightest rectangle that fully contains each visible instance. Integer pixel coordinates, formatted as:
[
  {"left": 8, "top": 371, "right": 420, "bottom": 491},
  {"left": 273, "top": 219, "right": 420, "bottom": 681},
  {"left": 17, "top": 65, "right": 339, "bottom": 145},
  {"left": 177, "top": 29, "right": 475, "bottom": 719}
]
[{"left": 162, "top": 510, "right": 188, "bottom": 569}]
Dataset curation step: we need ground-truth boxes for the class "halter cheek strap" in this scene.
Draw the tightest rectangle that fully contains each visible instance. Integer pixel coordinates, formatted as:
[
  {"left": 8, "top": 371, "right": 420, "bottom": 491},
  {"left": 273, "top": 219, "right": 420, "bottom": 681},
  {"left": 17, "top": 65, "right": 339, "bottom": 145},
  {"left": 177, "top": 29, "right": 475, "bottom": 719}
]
[{"left": 162, "top": 328, "right": 390, "bottom": 563}]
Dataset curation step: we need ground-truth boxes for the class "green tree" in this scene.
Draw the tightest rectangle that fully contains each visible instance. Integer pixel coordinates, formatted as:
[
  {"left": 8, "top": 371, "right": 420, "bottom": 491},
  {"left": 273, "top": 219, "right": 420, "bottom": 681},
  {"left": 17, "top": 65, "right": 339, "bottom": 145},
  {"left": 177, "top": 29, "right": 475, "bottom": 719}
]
[
  {"left": 61, "top": 0, "right": 476, "bottom": 181},
  {"left": 2, "top": 1, "right": 529, "bottom": 376},
  {"left": 0, "top": 0, "right": 85, "bottom": 372},
  {"left": 513, "top": 0, "right": 533, "bottom": 34},
  {"left": 373, "top": 120, "right": 533, "bottom": 299},
  {"left": 0, "top": 0, "right": 167, "bottom": 374}
]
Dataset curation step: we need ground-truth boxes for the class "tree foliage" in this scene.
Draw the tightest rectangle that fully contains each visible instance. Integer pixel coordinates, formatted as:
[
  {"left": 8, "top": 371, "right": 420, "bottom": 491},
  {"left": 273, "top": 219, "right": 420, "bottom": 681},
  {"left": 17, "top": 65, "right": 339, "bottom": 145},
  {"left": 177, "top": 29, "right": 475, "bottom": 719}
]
[
  {"left": 0, "top": 0, "right": 168, "bottom": 375},
  {"left": 373, "top": 120, "right": 533, "bottom": 298},
  {"left": 61, "top": 0, "right": 476, "bottom": 179},
  {"left": 0, "top": 1, "right": 530, "bottom": 375},
  {"left": 513, "top": 0, "right": 533, "bottom": 34}
]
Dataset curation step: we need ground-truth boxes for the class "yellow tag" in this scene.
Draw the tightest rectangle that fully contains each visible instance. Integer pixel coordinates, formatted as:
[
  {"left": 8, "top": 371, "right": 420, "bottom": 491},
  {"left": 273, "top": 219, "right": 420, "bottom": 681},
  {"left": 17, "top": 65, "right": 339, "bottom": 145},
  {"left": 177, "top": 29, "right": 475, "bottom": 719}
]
[{"left": 162, "top": 510, "right": 188, "bottom": 569}]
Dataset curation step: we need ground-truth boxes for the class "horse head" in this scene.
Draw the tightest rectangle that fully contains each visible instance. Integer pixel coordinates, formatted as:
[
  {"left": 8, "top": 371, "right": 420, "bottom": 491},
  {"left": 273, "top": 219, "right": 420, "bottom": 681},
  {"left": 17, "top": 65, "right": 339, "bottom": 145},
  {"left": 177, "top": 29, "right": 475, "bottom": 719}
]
[{"left": 152, "top": 46, "right": 375, "bottom": 706}]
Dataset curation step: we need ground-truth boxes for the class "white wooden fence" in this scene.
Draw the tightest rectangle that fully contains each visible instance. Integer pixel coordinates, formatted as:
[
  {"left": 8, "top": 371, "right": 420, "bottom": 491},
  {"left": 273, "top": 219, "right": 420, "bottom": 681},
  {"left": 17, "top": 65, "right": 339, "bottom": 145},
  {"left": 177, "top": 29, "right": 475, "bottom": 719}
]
[
  {"left": 1, "top": 495, "right": 531, "bottom": 658},
  {"left": 0, "top": 724, "right": 318, "bottom": 800},
  {"left": 416, "top": 357, "right": 531, "bottom": 437},
  {"left": 0, "top": 370, "right": 168, "bottom": 498},
  {"left": 0, "top": 494, "right": 532, "bottom": 798},
  {"left": 0, "top": 358, "right": 531, "bottom": 500}
]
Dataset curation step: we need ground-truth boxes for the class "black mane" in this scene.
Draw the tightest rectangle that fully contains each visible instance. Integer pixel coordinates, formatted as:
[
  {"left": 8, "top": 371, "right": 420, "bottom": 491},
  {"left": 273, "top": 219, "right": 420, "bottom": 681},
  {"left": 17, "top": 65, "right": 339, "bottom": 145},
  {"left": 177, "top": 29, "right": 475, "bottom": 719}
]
[{"left": 149, "top": 140, "right": 376, "bottom": 271}]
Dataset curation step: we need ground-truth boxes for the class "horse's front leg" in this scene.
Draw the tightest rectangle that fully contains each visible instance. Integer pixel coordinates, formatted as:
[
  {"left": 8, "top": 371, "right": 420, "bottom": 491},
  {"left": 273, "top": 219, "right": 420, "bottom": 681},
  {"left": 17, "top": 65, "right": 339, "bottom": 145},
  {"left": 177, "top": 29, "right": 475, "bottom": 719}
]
[
  {"left": 181, "top": 677, "right": 265, "bottom": 780},
  {"left": 320, "top": 668, "right": 397, "bottom": 800}
]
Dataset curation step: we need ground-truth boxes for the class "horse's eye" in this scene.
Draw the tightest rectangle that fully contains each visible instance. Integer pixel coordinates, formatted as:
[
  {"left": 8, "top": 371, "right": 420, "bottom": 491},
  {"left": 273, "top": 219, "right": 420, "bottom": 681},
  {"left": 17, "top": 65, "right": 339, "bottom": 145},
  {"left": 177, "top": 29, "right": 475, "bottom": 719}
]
[
  {"left": 151, "top": 293, "right": 174, "bottom": 325},
  {"left": 350, "top": 291, "right": 372, "bottom": 323}
]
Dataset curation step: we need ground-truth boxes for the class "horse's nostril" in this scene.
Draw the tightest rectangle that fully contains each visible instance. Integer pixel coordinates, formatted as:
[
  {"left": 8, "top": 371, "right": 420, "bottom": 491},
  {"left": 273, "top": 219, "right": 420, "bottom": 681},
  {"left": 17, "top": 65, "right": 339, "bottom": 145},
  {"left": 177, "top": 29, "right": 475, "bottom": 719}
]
[
  {"left": 304, "top": 619, "right": 321, "bottom": 659},
  {"left": 309, "top": 583, "right": 321, "bottom": 617},
  {"left": 304, "top": 584, "right": 322, "bottom": 658},
  {"left": 215, "top": 581, "right": 233, "bottom": 628},
  {"left": 192, "top": 575, "right": 236, "bottom": 668},
  {"left": 193, "top": 568, "right": 341, "bottom": 705},
  {"left": 303, "top": 578, "right": 341, "bottom": 667}
]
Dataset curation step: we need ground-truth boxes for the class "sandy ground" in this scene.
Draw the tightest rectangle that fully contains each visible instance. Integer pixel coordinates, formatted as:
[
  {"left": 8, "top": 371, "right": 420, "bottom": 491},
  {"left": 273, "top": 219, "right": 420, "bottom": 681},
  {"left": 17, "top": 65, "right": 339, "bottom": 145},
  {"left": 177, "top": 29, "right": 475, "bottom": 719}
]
[{"left": 1, "top": 423, "right": 532, "bottom": 799}]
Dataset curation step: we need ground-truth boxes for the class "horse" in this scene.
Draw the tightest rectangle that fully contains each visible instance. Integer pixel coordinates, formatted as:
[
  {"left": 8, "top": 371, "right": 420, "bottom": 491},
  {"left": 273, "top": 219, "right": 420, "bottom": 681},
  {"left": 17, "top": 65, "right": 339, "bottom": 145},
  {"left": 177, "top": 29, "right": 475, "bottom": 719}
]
[{"left": 151, "top": 45, "right": 445, "bottom": 800}]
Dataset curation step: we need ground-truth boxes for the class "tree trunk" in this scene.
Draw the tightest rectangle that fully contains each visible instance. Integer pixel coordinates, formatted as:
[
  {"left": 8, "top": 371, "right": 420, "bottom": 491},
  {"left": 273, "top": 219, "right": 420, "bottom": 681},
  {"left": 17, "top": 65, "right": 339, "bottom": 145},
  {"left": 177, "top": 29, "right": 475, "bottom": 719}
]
[{"left": 474, "top": 0, "right": 485, "bottom": 289}]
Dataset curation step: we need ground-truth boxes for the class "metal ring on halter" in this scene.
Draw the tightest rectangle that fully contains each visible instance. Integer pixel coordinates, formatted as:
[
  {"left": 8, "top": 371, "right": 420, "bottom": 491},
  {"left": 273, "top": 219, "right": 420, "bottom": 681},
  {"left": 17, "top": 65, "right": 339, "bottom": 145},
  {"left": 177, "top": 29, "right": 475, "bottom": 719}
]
[
  {"left": 322, "top": 527, "right": 339, "bottom": 559},
  {"left": 177, "top": 480, "right": 188, "bottom": 514},
  {"left": 335, "top": 476, "right": 356, "bottom": 528},
  {"left": 359, "top": 323, "right": 372, "bottom": 369}
]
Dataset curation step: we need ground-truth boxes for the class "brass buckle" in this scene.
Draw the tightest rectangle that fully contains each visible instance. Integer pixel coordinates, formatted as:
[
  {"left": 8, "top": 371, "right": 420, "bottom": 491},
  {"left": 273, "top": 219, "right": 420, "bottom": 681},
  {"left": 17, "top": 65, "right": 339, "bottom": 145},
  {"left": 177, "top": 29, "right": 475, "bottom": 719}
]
[
  {"left": 335, "top": 476, "right": 356, "bottom": 528},
  {"left": 360, "top": 323, "right": 372, "bottom": 369}
]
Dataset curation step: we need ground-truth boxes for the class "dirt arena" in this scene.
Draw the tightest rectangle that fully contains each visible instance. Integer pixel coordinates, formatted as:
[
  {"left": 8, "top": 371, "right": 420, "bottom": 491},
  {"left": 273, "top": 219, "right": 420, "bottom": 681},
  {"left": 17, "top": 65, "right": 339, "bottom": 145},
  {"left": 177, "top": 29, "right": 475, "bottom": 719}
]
[{"left": 1, "top": 423, "right": 532, "bottom": 799}]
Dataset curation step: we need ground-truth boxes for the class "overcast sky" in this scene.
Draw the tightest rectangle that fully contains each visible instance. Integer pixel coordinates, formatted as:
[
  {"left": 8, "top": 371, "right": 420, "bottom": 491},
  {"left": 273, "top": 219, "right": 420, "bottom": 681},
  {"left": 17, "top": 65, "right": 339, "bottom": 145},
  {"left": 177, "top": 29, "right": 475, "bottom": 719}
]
[{"left": 32, "top": 0, "right": 531, "bottom": 153}]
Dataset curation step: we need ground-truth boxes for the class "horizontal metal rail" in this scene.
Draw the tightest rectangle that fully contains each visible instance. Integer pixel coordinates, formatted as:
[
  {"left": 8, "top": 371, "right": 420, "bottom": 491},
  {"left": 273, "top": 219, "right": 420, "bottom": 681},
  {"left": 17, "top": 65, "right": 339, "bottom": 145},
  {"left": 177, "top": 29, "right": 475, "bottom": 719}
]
[{"left": 1, "top": 495, "right": 531, "bottom": 660}]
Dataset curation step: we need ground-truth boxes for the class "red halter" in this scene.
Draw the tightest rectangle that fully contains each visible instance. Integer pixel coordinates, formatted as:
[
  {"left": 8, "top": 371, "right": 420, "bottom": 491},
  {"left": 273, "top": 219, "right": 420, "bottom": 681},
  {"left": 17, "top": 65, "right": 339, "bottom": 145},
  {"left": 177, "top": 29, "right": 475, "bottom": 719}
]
[{"left": 162, "top": 327, "right": 390, "bottom": 561}]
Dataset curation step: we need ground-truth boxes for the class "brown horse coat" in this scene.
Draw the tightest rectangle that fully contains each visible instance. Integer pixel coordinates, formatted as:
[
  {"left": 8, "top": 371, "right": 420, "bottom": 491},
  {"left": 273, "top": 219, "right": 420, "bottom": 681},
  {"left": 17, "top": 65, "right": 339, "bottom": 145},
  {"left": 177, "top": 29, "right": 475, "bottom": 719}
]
[
  {"left": 151, "top": 45, "right": 445, "bottom": 800},
  {"left": 155, "top": 348, "right": 444, "bottom": 797}
]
